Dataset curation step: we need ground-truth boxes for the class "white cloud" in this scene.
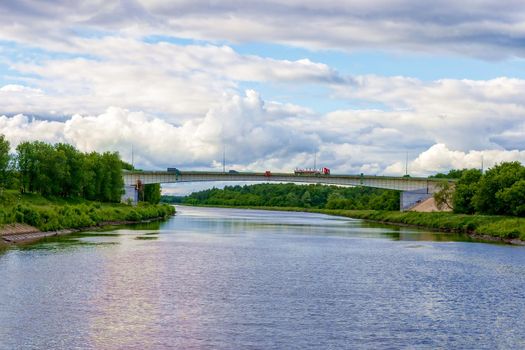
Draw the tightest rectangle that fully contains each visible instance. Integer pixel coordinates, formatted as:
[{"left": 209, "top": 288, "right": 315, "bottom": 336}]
[
  {"left": 331, "top": 76, "right": 525, "bottom": 150},
  {"left": 2, "top": 75, "right": 525, "bottom": 178},
  {"left": 385, "top": 143, "right": 525, "bottom": 176},
  {"left": 0, "top": 2, "right": 525, "bottom": 179},
  {"left": 2, "top": 1, "right": 525, "bottom": 58},
  {"left": 0, "top": 91, "right": 320, "bottom": 171},
  {"left": 2, "top": 37, "right": 342, "bottom": 119}
]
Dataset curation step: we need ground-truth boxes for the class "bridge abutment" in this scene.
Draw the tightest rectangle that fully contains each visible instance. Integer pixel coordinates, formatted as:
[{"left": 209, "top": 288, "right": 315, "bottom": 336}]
[
  {"left": 122, "top": 185, "right": 139, "bottom": 205},
  {"left": 400, "top": 189, "right": 432, "bottom": 211}
]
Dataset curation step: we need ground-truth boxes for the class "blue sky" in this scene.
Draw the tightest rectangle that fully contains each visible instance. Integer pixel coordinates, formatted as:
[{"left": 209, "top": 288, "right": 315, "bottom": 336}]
[{"left": 1, "top": 0, "right": 525, "bottom": 195}]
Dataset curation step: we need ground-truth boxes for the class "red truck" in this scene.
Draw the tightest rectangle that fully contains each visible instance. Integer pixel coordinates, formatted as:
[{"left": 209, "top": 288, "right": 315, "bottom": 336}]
[{"left": 294, "top": 167, "right": 330, "bottom": 175}]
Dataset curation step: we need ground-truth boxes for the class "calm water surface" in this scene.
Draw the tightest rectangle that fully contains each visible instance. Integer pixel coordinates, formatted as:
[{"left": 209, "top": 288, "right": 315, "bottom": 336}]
[{"left": 1, "top": 206, "right": 525, "bottom": 349}]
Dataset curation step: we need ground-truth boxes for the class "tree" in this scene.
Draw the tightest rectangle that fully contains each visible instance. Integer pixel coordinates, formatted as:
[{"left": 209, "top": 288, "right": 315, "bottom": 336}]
[
  {"left": 452, "top": 169, "right": 482, "bottom": 214},
  {"left": 16, "top": 141, "right": 38, "bottom": 193},
  {"left": 0, "top": 135, "right": 10, "bottom": 193},
  {"left": 143, "top": 184, "right": 161, "bottom": 204},
  {"left": 15, "top": 141, "right": 126, "bottom": 202},
  {"left": 496, "top": 179, "right": 525, "bottom": 216},
  {"left": 301, "top": 190, "right": 312, "bottom": 207},
  {"left": 473, "top": 162, "right": 525, "bottom": 215},
  {"left": 433, "top": 182, "right": 454, "bottom": 210},
  {"left": 430, "top": 169, "right": 469, "bottom": 179}
]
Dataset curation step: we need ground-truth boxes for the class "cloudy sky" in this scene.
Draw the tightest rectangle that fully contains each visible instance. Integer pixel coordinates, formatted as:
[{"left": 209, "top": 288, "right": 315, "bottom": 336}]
[{"left": 1, "top": 1, "right": 525, "bottom": 192}]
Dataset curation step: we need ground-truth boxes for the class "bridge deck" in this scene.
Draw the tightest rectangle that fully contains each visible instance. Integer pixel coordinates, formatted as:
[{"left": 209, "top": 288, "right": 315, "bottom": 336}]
[{"left": 123, "top": 171, "right": 454, "bottom": 193}]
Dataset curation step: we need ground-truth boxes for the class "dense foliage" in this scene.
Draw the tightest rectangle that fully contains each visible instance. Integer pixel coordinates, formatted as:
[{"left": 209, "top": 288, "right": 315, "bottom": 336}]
[
  {"left": 182, "top": 183, "right": 400, "bottom": 210},
  {"left": 0, "top": 190, "right": 175, "bottom": 231},
  {"left": 0, "top": 136, "right": 163, "bottom": 205},
  {"left": 432, "top": 162, "right": 525, "bottom": 217},
  {"left": 0, "top": 135, "right": 11, "bottom": 192},
  {"left": 160, "top": 195, "right": 185, "bottom": 204},
  {"left": 303, "top": 208, "right": 525, "bottom": 241},
  {"left": 430, "top": 169, "right": 470, "bottom": 179},
  {"left": 143, "top": 184, "right": 161, "bottom": 204},
  {"left": 0, "top": 136, "right": 173, "bottom": 234},
  {"left": 15, "top": 141, "right": 124, "bottom": 202}
]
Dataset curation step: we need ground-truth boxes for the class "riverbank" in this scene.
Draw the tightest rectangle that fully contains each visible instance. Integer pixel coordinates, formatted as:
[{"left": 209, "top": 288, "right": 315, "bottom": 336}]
[
  {"left": 0, "top": 190, "right": 175, "bottom": 245},
  {"left": 309, "top": 209, "right": 525, "bottom": 245},
  {"left": 0, "top": 216, "right": 169, "bottom": 245},
  {"left": 179, "top": 204, "right": 525, "bottom": 245}
]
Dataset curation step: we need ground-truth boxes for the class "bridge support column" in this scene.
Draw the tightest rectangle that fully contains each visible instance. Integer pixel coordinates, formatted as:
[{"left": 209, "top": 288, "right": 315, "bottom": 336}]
[
  {"left": 400, "top": 189, "right": 432, "bottom": 211},
  {"left": 122, "top": 185, "right": 138, "bottom": 205}
]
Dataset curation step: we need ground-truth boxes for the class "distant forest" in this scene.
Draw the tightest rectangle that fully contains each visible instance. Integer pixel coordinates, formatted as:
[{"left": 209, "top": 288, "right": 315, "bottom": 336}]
[{"left": 163, "top": 183, "right": 400, "bottom": 210}]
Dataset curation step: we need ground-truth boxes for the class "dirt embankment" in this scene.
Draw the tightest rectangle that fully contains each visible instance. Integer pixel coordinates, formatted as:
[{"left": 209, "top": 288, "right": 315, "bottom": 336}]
[{"left": 409, "top": 197, "right": 452, "bottom": 212}]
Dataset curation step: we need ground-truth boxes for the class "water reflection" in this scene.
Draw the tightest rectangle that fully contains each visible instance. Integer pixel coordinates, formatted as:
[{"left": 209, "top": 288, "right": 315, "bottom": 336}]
[{"left": 0, "top": 206, "right": 524, "bottom": 349}]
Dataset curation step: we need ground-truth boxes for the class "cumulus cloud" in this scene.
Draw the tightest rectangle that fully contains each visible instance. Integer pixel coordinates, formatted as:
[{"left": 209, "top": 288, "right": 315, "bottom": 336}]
[
  {"left": 1, "top": 1, "right": 525, "bottom": 58},
  {"left": 331, "top": 76, "right": 525, "bottom": 150},
  {"left": 385, "top": 144, "right": 525, "bottom": 176},
  {"left": 0, "top": 91, "right": 321, "bottom": 171},
  {"left": 3, "top": 85, "right": 523, "bottom": 178},
  {"left": 1, "top": 2, "right": 524, "bottom": 179},
  {"left": 2, "top": 37, "right": 343, "bottom": 119}
]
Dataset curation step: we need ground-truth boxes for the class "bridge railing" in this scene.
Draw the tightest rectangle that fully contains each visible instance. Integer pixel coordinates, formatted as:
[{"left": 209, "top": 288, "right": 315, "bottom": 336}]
[{"left": 123, "top": 170, "right": 454, "bottom": 194}]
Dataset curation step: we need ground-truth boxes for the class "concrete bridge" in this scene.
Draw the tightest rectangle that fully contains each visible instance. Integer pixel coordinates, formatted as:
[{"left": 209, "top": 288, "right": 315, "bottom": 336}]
[{"left": 122, "top": 170, "right": 454, "bottom": 210}]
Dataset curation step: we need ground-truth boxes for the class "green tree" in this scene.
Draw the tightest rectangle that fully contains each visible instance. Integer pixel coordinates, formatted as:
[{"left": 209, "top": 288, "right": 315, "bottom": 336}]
[
  {"left": 430, "top": 169, "right": 469, "bottom": 179},
  {"left": 16, "top": 141, "right": 37, "bottom": 193},
  {"left": 143, "top": 183, "right": 161, "bottom": 204},
  {"left": 433, "top": 182, "right": 454, "bottom": 210},
  {"left": 301, "top": 190, "right": 312, "bottom": 207},
  {"left": 452, "top": 169, "right": 482, "bottom": 214},
  {"left": 0, "top": 135, "right": 10, "bottom": 193},
  {"left": 15, "top": 141, "right": 125, "bottom": 202},
  {"left": 473, "top": 162, "right": 525, "bottom": 215},
  {"left": 496, "top": 179, "right": 525, "bottom": 216}
]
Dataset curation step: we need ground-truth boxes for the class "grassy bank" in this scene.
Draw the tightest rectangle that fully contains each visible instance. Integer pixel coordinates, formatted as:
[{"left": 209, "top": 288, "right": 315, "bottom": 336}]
[
  {"left": 307, "top": 209, "right": 525, "bottom": 242},
  {"left": 0, "top": 190, "right": 175, "bottom": 232},
  {"left": 182, "top": 204, "right": 525, "bottom": 243}
]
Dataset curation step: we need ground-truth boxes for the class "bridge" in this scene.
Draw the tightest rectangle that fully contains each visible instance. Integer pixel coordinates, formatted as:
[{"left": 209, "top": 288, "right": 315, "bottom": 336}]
[{"left": 122, "top": 170, "right": 454, "bottom": 210}]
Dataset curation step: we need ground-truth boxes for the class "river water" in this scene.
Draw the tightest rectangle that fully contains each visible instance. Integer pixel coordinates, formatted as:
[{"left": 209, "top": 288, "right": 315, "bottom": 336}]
[{"left": 1, "top": 206, "right": 524, "bottom": 349}]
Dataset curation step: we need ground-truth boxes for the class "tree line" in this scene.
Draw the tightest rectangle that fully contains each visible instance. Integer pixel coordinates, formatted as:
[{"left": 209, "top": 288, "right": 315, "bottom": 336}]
[
  {"left": 0, "top": 135, "right": 160, "bottom": 203},
  {"left": 176, "top": 183, "right": 400, "bottom": 210},
  {"left": 433, "top": 161, "right": 525, "bottom": 216}
]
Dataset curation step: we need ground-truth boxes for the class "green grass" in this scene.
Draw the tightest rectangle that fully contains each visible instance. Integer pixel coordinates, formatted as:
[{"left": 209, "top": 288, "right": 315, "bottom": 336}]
[
  {"left": 306, "top": 209, "right": 525, "bottom": 241},
  {"left": 0, "top": 190, "right": 175, "bottom": 232}
]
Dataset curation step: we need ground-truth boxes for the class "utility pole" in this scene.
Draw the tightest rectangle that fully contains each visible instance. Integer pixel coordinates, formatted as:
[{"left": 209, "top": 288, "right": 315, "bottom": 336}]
[
  {"left": 481, "top": 155, "right": 484, "bottom": 174},
  {"left": 405, "top": 151, "right": 408, "bottom": 176},
  {"left": 222, "top": 143, "right": 226, "bottom": 173},
  {"left": 131, "top": 144, "right": 134, "bottom": 169}
]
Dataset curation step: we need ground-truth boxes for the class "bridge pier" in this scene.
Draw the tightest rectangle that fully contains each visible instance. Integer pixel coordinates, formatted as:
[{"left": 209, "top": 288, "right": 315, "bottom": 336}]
[
  {"left": 400, "top": 189, "right": 432, "bottom": 211},
  {"left": 122, "top": 185, "right": 139, "bottom": 205}
]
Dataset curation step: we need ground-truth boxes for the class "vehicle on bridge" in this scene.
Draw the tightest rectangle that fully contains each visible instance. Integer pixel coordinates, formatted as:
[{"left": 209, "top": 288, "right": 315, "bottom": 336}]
[
  {"left": 167, "top": 167, "right": 181, "bottom": 175},
  {"left": 294, "top": 167, "right": 330, "bottom": 175}
]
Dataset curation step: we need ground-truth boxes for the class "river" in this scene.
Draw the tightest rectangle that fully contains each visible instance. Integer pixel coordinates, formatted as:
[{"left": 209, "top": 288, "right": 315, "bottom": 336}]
[{"left": 1, "top": 206, "right": 524, "bottom": 349}]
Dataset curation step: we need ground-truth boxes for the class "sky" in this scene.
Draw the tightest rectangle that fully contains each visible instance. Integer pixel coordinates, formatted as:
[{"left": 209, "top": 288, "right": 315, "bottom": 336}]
[{"left": 1, "top": 1, "right": 525, "bottom": 194}]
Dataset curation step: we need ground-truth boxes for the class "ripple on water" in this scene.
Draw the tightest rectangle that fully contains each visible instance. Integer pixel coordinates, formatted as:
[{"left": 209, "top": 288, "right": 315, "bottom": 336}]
[{"left": 0, "top": 205, "right": 524, "bottom": 349}]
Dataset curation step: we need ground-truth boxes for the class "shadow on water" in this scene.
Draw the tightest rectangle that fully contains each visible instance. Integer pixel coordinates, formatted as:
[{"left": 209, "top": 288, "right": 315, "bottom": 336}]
[
  {"left": 0, "top": 207, "right": 504, "bottom": 255},
  {"left": 358, "top": 220, "right": 498, "bottom": 244},
  {"left": 13, "top": 230, "right": 124, "bottom": 252}
]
